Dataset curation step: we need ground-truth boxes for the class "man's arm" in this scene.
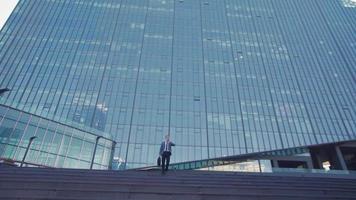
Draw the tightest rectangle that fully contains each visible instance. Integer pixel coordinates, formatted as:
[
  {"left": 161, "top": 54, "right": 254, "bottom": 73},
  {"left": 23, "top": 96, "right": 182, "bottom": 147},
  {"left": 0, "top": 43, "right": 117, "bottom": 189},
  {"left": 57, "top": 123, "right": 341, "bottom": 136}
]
[{"left": 170, "top": 142, "right": 176, "bottom": 146}]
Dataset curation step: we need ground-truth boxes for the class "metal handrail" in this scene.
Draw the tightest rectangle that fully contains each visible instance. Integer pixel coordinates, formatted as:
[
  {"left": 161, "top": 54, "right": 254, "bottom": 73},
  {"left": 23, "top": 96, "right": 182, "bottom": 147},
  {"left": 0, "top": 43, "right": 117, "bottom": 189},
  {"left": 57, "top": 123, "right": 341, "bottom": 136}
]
[
  {"left": 0, "top": 88, "right": 11, "bottom": 96},
  {"left": 90, "top": 136, "right": 103, "bottom": 169},
  {"left": 20, "top": 136, "right": 37, "bottom": 167}
]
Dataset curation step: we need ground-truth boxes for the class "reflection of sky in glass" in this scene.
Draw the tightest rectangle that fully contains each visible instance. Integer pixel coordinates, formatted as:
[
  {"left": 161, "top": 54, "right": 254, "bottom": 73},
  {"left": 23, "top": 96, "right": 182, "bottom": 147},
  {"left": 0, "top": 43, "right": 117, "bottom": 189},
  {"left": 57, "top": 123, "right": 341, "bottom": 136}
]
[
  {"left": 343, "top": 0, "right": 356, "bottom": 7},
  {"left": 0, "top": 0, "right": 18, "bottom": 29}
]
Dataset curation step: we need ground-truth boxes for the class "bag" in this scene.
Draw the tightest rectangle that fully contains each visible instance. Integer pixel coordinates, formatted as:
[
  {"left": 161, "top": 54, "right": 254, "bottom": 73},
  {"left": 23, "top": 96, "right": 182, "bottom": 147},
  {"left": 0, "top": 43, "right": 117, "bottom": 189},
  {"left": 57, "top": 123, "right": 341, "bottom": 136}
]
[{"left": 157, "top": 156, "right": 161, "bottom": 166}]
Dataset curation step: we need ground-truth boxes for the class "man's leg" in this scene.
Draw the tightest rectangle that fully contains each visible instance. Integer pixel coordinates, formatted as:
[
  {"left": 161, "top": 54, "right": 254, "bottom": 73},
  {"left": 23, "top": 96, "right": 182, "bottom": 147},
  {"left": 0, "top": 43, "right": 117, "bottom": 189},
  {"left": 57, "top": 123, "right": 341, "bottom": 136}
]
[
  {"left": 161, "top": 154, "right": 166, "bottom": 173},
  {"left": 165, "top": 155, "right": 170, "bottom": 171}
]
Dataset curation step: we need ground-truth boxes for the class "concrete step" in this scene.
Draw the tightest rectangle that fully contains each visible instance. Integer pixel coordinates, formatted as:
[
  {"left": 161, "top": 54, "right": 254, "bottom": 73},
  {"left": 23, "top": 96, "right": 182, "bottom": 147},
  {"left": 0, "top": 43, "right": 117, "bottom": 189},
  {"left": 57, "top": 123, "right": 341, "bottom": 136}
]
[
  {"left": 1, "top": 167, "right": 356, "bottom": 200},
  {"left": 1, "top": 187, "right": 353, "bottom": 200},
  {"left": 0, "top": 192, "right": 327, "bottom": 200},
  {"left": 2, "top": 178, "right": 355, "bottom": 195},
  {"left": 1, "top": 175, "right": 355, "bottom": 191},
  {"left": 2, "top": 167, "right": 354, "bottom": 182},
  {"left": 1, "top": 172, "right": 355, "bottom": 189}
]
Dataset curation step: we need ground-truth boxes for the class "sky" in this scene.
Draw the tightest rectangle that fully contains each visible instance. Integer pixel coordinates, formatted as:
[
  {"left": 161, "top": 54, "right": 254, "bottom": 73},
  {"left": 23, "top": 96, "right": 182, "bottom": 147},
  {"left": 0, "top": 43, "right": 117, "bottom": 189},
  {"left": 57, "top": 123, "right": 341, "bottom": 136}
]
[{"left": 0, "top": 0, "right": 19, "bottom": 29}]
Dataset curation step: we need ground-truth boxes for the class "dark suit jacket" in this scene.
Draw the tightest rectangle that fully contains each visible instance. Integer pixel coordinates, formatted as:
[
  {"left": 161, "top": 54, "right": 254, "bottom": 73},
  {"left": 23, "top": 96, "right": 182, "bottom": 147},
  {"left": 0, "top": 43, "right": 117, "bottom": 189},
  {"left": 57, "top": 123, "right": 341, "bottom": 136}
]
[{"left": 159, "top": 141, "right": 175, "bottom": 155}]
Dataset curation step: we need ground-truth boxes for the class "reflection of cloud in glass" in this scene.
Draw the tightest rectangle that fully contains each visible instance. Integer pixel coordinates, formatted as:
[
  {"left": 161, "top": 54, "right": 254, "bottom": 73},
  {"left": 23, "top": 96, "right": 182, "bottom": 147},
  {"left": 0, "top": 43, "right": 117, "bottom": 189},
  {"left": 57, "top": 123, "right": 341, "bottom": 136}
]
[{"left": 342, "top": 0, "right": 356, "bottom": 7}]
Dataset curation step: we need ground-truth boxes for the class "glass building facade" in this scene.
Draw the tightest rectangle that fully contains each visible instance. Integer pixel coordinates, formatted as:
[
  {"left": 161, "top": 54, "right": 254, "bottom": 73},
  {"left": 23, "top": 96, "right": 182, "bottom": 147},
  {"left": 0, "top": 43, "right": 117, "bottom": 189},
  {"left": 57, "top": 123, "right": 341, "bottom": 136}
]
[
  {"left": 0, "top": 104, "right": 115, "bottom": 169},
  {"left": 0, "top": 0, "right": 355, "bottom": 169}
]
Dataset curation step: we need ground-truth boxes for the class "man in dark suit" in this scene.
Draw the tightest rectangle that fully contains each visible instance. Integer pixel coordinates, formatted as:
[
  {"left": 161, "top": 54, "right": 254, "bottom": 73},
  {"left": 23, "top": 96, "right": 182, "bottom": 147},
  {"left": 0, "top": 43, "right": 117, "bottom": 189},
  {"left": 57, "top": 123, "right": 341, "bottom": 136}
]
[{"left": 159, "top": 134, "right": 175, "bottom": 174}]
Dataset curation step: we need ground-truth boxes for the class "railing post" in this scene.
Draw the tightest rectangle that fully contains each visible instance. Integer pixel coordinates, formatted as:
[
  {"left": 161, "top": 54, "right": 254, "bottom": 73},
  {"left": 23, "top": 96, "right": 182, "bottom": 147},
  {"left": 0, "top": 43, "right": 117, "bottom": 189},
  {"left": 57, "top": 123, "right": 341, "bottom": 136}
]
[
  {"left": 108, "top": 141, "right": 117, "bottom": 170},
  {"left": 90, "top": 136, "right": 103, "bottom": 170},
  {"left": 258, "top": 159, "right": 262, "bottom": 173},
  {"left": 20, "top": 136, "right": 37, "bottom": 167}
]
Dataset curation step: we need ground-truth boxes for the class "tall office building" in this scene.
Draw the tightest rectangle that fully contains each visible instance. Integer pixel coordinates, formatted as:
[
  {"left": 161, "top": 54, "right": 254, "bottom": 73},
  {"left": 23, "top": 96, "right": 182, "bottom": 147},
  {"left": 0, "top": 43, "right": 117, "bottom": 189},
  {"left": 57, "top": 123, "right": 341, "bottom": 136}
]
[{"left": 0, "top": 0, "right": 355, "bottom": 170}]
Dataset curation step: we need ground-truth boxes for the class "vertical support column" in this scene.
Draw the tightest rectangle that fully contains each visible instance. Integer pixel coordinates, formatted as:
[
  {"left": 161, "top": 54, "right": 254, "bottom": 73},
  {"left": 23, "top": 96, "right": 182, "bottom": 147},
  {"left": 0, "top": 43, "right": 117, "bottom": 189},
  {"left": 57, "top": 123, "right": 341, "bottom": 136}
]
[
  {"left": 310, "top": 149, "right": 323, "bottom": 169},
  {"left": 335, "top": 146, "right": 348, "bottom": 170},
  {"left": 305, "top": 158, "right": 313, "bottom": 169},
  {"left": 272, "top": 159, "right": 279, "bottom": 168}
]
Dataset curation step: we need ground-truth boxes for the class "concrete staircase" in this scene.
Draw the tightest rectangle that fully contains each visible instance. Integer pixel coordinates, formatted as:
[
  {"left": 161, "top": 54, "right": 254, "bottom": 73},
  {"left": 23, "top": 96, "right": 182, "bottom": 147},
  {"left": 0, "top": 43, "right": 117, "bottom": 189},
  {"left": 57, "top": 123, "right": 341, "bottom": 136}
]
[{"left": 0, "top": 166, "right": 356, "bottom": 200}]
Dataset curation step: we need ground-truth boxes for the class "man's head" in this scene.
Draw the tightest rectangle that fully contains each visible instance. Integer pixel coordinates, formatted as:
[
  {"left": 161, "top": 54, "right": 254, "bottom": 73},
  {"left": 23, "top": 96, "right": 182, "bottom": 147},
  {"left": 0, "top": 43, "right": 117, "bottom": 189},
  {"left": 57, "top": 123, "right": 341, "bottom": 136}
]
[{"left": 164, "top": 134, "right": 170, "bottom": 141}]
